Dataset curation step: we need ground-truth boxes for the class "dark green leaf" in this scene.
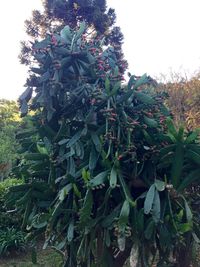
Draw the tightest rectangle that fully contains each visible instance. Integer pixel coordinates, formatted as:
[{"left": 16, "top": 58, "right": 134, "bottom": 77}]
[
  {"left": 144, "top": 219, "right": 155, "bottom": 240},
  {"left": 88, "top": 171, "right": 108, "bottom": 188},
  {"left": 89, "top": 145, "right": 98, "bottom": 170},
  {"left": 91, "top": 132, "right": 101, "bottom": 152},
  {"left": 144, "top": 116, "right": 158, "bottom": 128},
  {"left": 152, "top": 190, "right": 161, "bottom": 223},
  {"left": 79, "top": 189, "right": 93, "bottom": 225},
  {"left": 67, "top": 220, "right": 74, "bottom": 242},
  {"left": 110, "top": 166, "right": 117, "bottom": 188},
  {"left": 134, "top": 73, "right": 148, "bottom": 89},
  {"left": 67, "top": 131, "right": 82, "bottom": 147},
  {"left": 135, "top": 91, "right": 155, "bottom": 105},
  {"left": 155, "top": 180, "right": 165, "bottom": 191},
  {"left": 144, "top": 184, "right": 155, "bottom": 214},
  {"left": 171, "top": 144, "right": 184, "bottom": 188}
]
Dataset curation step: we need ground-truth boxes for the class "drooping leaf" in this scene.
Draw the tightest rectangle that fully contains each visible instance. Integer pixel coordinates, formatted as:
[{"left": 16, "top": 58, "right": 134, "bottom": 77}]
[
  {"left": 91, "top": 132, "right": 101, "bottom": 152},
  {"left": 110, "top": 166, "right": 117, "bottom": 188},
  {"left": 171, "top": 144, "right": 184, "bottom": 188},
  {"left": 155, "top": 180, "right": 165, "bottom": 191},
  {"left": 79, "top": 189, "right": 93, "bottom": 226},
  {"left": 19, "top": 87, "right": 33, "bottom": 102},
  {"left": 67, "top": 220, "right": 74, "bottom": 242},
  {"left": 135, "top": 91, "right": 155, "bottom": 105},
  {"left": 67, "top": 131, "right": 82, "bottom": 147},
  {"left": 144, "top": 184, "right": 155, "bottom": 214},
  {"left": 89, "top": 145, "right": 98, "bottom": 170},
  {"left": 118, "top": 200, "right": 130, "bottom": 251},
  {"left": 144, "top": 219, "right": 155, "bottom": 240},
  {"left": 134, "top": 73, "right": 148, "bottom": 89},
  {"left": 59, "top": 184, "right": 72, "bottom": 202},
  {"left": 144, "top": 116, "right": 158, "bottom": 128},
  {"left": 152, "top": 189, "right": 161, "bottom": 223},
  {"left": 182, "top": 196, "right": 193, "bottom": 222},
  {"left": 118, "top": 200, "right": 130, "bottom": 227},
  {"left": 88, "top": 171, "right": 108, "bottom": 188}
]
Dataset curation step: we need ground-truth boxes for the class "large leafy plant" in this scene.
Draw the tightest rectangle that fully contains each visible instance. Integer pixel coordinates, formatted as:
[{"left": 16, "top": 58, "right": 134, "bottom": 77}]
[{"left": 8, "top": 22, "right": 200, "bottom": 267}]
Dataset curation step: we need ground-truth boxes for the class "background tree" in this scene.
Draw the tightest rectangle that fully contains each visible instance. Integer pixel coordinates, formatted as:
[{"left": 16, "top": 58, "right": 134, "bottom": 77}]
[
  {"left": 20, "top": 0, "right": 128, "bottom": 74},
  {"left": 158, "top": 72, "right": 200, "bottom": 130},
  {"left": 0, "top": 100, "right": 21, "bottom": 180}
]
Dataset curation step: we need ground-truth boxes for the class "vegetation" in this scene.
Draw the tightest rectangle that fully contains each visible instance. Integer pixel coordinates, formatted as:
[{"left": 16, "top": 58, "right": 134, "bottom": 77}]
[
  {"left": 158, "top": 72, "right": 200, "bottom": 130},
  {"left": 0, "top": 178, "right": 25, "bottom": 256},
  {"left": 0, "top": 246, "right": 63, "bottom": 267},
  {"left": 6, "top": 20, "right": 200, "bottom": 267},
  {"left": 0, "top": 100, "right": 21, "bottom": 179},
  {"left": 0, "top": 227, "right": 26, "bottom": 256},
  {"left": 0, "top": 1, "right": 199, "bottom": 266},
  {"left": 20, "top": 0, "right": 127, "bottom": 73},
  {"left": 0, "top": 178, "right": 23, "bottom": 228}
]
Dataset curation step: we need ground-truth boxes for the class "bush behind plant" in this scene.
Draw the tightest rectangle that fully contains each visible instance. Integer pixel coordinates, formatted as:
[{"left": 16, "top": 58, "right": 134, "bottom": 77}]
[
  {"left": 0, "top": 227, "right": 26, "bottom": 256},
  {"left": 0, "top": 178, "right": 23, "bottom": 228}
]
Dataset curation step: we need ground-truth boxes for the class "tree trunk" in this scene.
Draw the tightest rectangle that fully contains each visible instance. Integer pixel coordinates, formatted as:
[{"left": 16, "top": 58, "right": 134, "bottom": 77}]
[
  {"left": 113, "top": 245, "right": 132, "bottom": 267},
  {"left": 176, "top": 235, "right": 192, "bottom": 267},
  {"left": 176, "top": 247, "right": 192, "bottom": 267}
]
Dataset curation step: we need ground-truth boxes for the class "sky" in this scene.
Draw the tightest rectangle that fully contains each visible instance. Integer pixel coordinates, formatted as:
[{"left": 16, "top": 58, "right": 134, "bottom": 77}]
[{"left": 1, "top": 0, "right": 200, "bottom": 100}]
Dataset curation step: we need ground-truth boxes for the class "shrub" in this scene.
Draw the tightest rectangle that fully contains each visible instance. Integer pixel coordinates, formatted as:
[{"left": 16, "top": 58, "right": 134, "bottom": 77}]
[
  {"left": 158, "top": 72, "right": 200, "bottom": 130},
  {"left": 0, "top": 227, "right": 26, "bottom": 256},
  {"left": 0, "top": 178, "right": 23, "bottom": 228}
]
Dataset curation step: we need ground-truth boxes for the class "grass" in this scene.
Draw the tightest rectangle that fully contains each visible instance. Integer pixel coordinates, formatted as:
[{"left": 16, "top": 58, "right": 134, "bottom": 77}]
[
  {"left": 0, "top": 247, "right": 63, "bottom": 267},
  {"left": 1, "top": 245, "right": 199, "bottom": 267}
]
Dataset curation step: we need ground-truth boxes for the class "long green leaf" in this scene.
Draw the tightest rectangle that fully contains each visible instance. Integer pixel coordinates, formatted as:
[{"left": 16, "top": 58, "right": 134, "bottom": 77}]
[
  {"left": 171, "top": 144, "right": 184, "bottom": 188},
  {"left": 144, "top": 184, "right": 155, "bottom": 214},
  {"left": 110, "top": 166, "right": 117, "bottom": 188},
  {"left": 135, "top": 91, "right": 155, "bottom": 105},
  {"left": 88, "top": 171, "right": 108, "bottom": 188},
  {"left": 79, "top": 189, "right": 93, "bottom": 226},
  {"left": 152, "top": 189, "right": 161, "bottom": 223},
  {"left": 67, "top": 131, "right": 82, "bottom": 147}
]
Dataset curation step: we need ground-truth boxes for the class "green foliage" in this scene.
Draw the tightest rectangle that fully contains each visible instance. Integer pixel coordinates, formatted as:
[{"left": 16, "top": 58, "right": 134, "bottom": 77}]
[
  {"left": 0, "top": 99, "right": 20, "bottom": 127},
  {"left": 20, "top": 0, "right": 127, "bottom": 75},
  {"left": 0, "top": 127, "right": 17, "bottom": 164},
  {"left": 0, "top": 227, "right": 26, "bottom": 256},
  {"left": 0, "top": 178, "right": 23, "bottom": 229},
  {"left": 0, "top": 100, "right": 21, "bottom": 179},
  {"left": 0, "top": 178, "right": 23, "bottom": 197},
  {"left": 11, "top": 23, "right": 200, "bottom": 267},
  {"left": 158, "top": 119, "right": 200, "bottom": 191}
]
